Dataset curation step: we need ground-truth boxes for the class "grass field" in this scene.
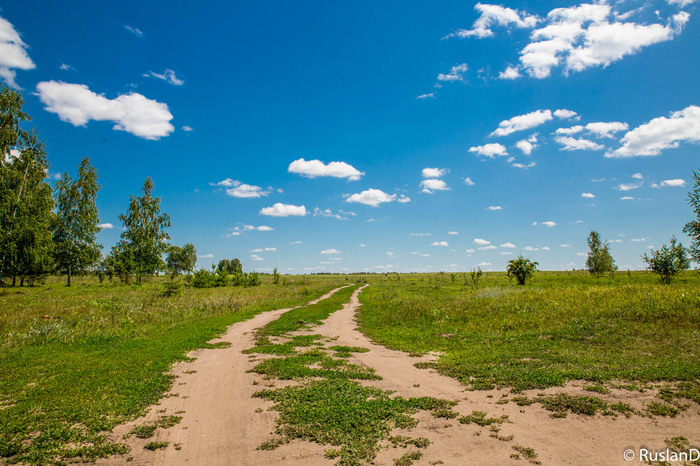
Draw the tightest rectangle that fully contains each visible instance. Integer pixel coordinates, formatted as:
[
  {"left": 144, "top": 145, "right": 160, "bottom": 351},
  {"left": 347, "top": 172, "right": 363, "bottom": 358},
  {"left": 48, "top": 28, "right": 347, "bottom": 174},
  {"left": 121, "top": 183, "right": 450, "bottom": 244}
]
[
  {"left": 0, "top": 275, "right": 348, "bottom": 464},
  {"left": 358, "top": 271, "right": 700, "bottom": 395}
]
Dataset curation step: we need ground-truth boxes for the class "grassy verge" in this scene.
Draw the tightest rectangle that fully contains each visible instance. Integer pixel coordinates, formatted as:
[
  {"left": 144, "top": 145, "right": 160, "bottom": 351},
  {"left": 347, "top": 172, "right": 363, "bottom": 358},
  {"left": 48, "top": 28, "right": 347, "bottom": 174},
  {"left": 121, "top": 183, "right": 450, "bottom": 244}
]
[
  {"left": 357, "top": 272, "right": 700, "bottom": 393},
  {"left": 0, "top": 275, "right": 346, "bottom": 464}
]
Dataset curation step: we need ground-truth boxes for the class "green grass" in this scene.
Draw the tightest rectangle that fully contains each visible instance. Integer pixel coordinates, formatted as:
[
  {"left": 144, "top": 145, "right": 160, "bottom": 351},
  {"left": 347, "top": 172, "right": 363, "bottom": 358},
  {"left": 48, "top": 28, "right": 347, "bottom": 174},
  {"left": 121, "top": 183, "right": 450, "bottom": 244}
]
[
  {"left": 0, "top": 275, "right": 347, "bottom": 464},
  {"left": 254, "top": 379, "right": 456, "bottom": 465},
  {"left": 357, "top": 271, "right": 700, "bottom": 392}
]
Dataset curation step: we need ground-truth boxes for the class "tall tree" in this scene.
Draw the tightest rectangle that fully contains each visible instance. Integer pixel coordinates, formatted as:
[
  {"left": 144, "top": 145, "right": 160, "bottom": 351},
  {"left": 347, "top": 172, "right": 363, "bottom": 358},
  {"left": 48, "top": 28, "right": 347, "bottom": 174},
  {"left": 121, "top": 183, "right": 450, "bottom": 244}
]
[
  {"left": 683, "top": 169, "right": 700, "bottom": 264},
  {"left": 642, "top": 236, "right": 690, "bottom": 284},
  {"left": 0, "top": 86, "right": 55, "bottom": 286},
  {"left": 116, "top": 177, "right": 171, "bottom": 283},
  {"left": 182, "top": 243, "right": 197, "bottom": 275},
  {"left": 53, "top": 157, "right": 101, "bottom": 285},
  {"left": 166, "top": 243, "right": 197, "bottom": 276},
  {"left": 585, "top": 231, "right": 616, "bottom": 278}
]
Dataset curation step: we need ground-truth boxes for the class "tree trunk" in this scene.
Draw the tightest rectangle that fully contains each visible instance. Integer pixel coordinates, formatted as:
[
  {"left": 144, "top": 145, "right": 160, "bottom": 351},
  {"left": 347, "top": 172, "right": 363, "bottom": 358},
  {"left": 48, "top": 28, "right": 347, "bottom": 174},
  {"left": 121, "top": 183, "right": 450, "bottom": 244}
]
[
  {"left": 67, "top": 266, "right": 71, "bottom": 286},
  {"left": 12, "top": 275, "right": 16, "bottom": 287}
]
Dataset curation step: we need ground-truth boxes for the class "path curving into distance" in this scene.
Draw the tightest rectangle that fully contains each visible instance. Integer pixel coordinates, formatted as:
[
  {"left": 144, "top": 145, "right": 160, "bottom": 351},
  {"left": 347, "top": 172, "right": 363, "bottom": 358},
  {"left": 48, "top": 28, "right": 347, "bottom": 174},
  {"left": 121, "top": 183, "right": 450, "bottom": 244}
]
[{"left": 103, "top": 284, "right": 699, "bottom": 466}]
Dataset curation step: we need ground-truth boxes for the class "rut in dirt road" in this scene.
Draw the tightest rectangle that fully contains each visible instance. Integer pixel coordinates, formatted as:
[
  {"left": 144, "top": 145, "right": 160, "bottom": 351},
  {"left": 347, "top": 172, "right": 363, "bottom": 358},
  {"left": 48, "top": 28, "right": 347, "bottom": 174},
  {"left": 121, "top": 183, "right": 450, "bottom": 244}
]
[{"left": 99, "top": 285, "right": 351, "bottom": 466}]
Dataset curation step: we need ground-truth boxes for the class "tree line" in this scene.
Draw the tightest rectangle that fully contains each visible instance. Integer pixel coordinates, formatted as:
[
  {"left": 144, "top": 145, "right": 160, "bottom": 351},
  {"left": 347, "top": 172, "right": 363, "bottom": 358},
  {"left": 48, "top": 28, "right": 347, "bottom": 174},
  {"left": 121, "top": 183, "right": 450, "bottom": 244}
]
[{"left": 0, "top": 86, "right": 256, "bottom": 287}]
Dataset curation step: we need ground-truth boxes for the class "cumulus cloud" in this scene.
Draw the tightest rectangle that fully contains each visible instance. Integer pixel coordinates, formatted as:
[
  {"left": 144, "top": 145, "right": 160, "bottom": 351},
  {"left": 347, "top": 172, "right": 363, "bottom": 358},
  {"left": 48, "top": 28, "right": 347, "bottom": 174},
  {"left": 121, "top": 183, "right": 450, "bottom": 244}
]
[
  {"left": 463, "top": 177, "right": 475, "bottom": 186},
  {"left": 515, "top": 4, "right": 689, "bottom": 79},
  {"left": 555, "top": 136, "right": 605, "bottom": 151},
  {"left": 98, "top": 222, "right": 114, "bottom": 229},
  {"left": 581, "top": 192, "right": 595, "bottom": 198},
  {"left": 501, "top": 242, "right": 516, "bottom": 248},
  {"left": 420, "top": 178, "right": 450, "bottom": 193},
  {"left": 250, "top": 254, "right": 263, "bottom": 261},
  {"left": 213, "top": 179, "right": 272, "bottom": 198},
  {"left": 259, "top": 203, "right": 307, "bottom": 217},
  {"left": 487, "top": 206, "right": 502, "bottom": 210},
  {"left": 660, "top": 179, "right": 686, "bottom": 187},
  {"left": 498, "top": 66, "right": 522, "bottom": 80},
  {"left": 617, "top": 183, "right": 640, "bottom": 191},
  {"left": 541, "top": 221, "right": 557, "bottom": 227},
  {"left": 36, "top": 81, "right": 174, "bottom": 140},
  {"left": 198, "top": 253, "right": 214, "bottom": 259},
  {"left": 473, "top": 238, "right": 491, "bottom": 246},
  {"left": 321, "top": 248, "right": 341, "bottom": 255},
  {"left": 288, "top": 158, "right": 364, "bottom": 180},
  {"left": 491, "top": 110, "right": 553, "bottom": 136},
  {"left": 556, "top": 125, "right": 584, "bottom": 135},
  {"left": 515, "top": 138, "right": 536, "bottom": 155},
  {"left": 251, "top": 247, "right": 277, "bottom": 252},
  {"left": 469, "top": 143, "right": 508, "bottom": 158},
  {"left": 446, "top": 3, "right": 539, "bottom": 39},
  {"left": 345, "top": 189, "right": 410, "bottom": 207},
  {"left": 479, "top": 245, "right": 497, "bottom": 250},
  {"left": 257, "top": 226, "right": 274, "bottom": 231},
  {"left": 431, "top": 241, "right": 449, "bottom": 247},
  {"left": 0, "top": 16, "right": 36, "bottom": 88},
  {"left": 448, "top": 231, "right": 459, "bottom": 235},
  {"left": 182, "top": 125, "right": 193, "bottom": 132},
  {"left": 225, "top": 225, "right": 274, "bottom": 237},
  {"left": 608, "top": 106, "right": 700, "bottom": 157},
  {"left": 437, "top": 63, "right": 468, "bottom": 82},
  {"left": 512, "top": 161, "right": 536, "bottom": 169},
  {"left": 620, "top": 196, "right": 635, "bottom": 200},
  {"left": 478, "top": 262, "right": 492, "bottom": 267},
  {"left": 422, "top": 167, "right": 448, "bottom": 178},
  {"left": 585, "top": 121, "right": 629, "bottom": 138},
  {"left": 554, "top": 109, "right": 579, "bottom": 120},
  {"left": 144, "top": 69, "right": 184, "bottom": 86}
]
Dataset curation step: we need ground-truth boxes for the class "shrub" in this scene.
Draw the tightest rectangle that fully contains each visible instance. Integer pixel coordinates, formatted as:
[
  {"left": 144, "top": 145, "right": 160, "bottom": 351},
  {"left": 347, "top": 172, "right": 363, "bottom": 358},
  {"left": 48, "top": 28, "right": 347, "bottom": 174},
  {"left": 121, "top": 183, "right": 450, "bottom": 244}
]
[
  {"left": 642, "top": 236, "right": 690, "bottom": 284},
  {"left": 506, "top": 256, "right": 538, "bottom": 285}
]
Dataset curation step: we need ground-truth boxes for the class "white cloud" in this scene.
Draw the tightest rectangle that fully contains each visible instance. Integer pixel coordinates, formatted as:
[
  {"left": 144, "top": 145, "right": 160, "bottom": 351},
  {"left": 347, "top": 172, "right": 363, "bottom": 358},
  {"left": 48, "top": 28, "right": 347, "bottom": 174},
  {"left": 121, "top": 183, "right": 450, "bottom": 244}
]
[
  {"left": 561, "top": 244, "right": 571, "bottom": 247},
  {"left": 416, "top": 93, "right": 436, "bottom": 100},
  {"left": 448, "top": 231, "right": 459, "bottom": 235},
  {"left": 321, "top": 248, "right": 341, "bottom": 255},
  {"left": 422, "top": 167, "right": 448, "bottom": 178},
  {"left": 313, "top": 207, "right": 356, "bottom": 220},
  {"left": 473, "top": 238, "right": 491, "bottom": 246},
  {"left": 213, "top": 179, "right": 271, "bottom": 198},
  {"left": 437, "top": 63, "right": 468, "bottom": 82},
  {"left": 585, "top": 121, "right": 629, "bottom": 138},
  {"left": 250, "top": 254, "right": 263, "bottom": 261},
  {"left": 144, "top": 69, "right": 184, "bottom": 86},
  {"left": 288, "top": 158, "right": 364, "bottom": 181},
  {"left": 498, "top": 66, "right": 522, "bottom": 80},
  {"left": 447, "top": 3, "right": 539, "bottom": 39},
  {"left": 555, "top": 125, "right": 584, "bottom": 135},
  {"left": 98, "top": 222, "right": 114, "bottom": 229},
  {"left": 463, "top": 177, "right": 475, "bottom": 186},
  {"left": 478, "top": 262, "right": 492, "bottom": 267},
  {"left": 36, "top": 81, "right": 174, "bottom": 140},
  {"left": 617, "top": 183, "right": 640, "bottom": 191},
  {"left": 182, "top": 125, "right": 193, "bottom": 132},
  {"left": 554, "top": 109, "right": 578, "bottom": 120},
  {"left": 198, "top": 253, "right": 214, "bottom": 259},
  {"left": 524, "top": 246, "right": 539, "bottom": 251},
  {"left": 431, "top": 241, "right": 449, "bottom": 247},
  {"left": 345, "top": 188, "right": 409, "bottom": 207},
  {"left": 259, "top": 203, "right": 307, "bottom": 217},
  {"left": 251, "top": 247, "right": 277, "bottom": 252},
  {"left": 410, "top": 233, "right": 432, "bottom": 237},
  {"left": 469, "top": 143, "right": 508, "bottom": 158},
  {"left": 0, "top": 16, "right": 36, "bottom": 89},
  {"left": 581, "top": 192, "right": 595, "bottom": 198},
  {"left": 465, "top": 248, "right": 476, "bottom": 253},
  {"left": 491, "top": 110, "right": 553, "bottom": 136},
  {"left": 515, "top": 138, "right": 536, "bottom": 155},
  {"left": 420, "top": 178, "right": 450, "bottom": 193},
  {"left": 620, "top": 196, "right": 635, "bottom": 200},
  {"left": 487, "top": 206, "right": 502, "bottom": 210},
  {"left": 609, "top": 106, "right": 700, "bottom": 157},
  {"left": 512, "top": 161, "right": 536, "bottom": 169},
  {"left": 257, "top": 226, "right": 274, "bottom": 231},
  {"left": 124, "top": 25, "right": 143, "bottom": 37},
  {"left": 541, "top": 221, "right": 557, "bottom": 227},
  {"left": 59, "top": 63, "right": 74, "bottom": 71},
  {"left": 555, "top": 136, "right": 605, "bottom": 151},
  {"left": 291, "top": 241, "right": 303, "bottom": 244},
  {"left": 542, "top": 246, "right": 551, "bottom": 251},
  {"left": 631, "top": 173, "right": 644, "bottom": 180},
  {"left": 518, "top": 4, "right": 689, "bottom": 78},
  {"left": 479, "top": 245, "right": 497, "bottom": 251},
  {"left": 500, "top": 242, "right": 516, "bottom": 248},
  {"left": 660, "top": 179, "right": 686, "bottom": 187}
]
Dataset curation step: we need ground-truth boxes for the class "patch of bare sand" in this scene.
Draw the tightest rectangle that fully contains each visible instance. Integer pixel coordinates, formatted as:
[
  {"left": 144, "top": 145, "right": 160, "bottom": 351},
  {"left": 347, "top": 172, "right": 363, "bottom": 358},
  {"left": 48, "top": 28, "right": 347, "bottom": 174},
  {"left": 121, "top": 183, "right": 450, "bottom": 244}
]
[
  {"left": 98, "top": 286, "right": 350, "bottom": 466},
  {"left": 312, "top": 286, "right": 700, "bottom": 465}
]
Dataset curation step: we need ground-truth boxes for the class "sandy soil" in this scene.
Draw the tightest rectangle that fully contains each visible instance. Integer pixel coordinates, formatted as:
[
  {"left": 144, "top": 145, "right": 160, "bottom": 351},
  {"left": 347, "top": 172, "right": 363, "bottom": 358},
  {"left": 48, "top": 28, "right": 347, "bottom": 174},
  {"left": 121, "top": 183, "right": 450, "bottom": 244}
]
[{"left": 101, "top": 285, "right": 700, "bottom": 465}]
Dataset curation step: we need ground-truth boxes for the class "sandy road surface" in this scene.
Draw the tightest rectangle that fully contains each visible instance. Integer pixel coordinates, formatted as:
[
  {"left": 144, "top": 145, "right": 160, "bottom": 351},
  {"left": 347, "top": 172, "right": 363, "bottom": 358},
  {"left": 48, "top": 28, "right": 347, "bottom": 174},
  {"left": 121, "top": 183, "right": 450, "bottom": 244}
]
[{"left": 102, "top": 285, "right": 700, "bottom": 465}]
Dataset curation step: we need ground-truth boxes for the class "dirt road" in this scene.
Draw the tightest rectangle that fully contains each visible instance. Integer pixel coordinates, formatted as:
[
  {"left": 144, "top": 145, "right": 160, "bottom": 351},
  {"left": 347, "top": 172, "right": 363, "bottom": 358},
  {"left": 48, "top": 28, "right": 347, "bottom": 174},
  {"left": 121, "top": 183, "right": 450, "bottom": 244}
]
[{"left": 103, "top": 285, "right": 700, "bottom": 465}]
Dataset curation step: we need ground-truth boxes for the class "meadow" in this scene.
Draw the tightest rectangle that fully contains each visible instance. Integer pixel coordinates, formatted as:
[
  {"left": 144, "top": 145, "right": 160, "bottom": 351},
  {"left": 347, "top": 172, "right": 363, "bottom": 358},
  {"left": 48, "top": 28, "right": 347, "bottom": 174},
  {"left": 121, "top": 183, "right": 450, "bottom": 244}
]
[
  {"left": 358, "top": 271, "right": 700, "bottom": 397},
  {"left": 0, "top": 275, "right": 348, "bottom": 464}
]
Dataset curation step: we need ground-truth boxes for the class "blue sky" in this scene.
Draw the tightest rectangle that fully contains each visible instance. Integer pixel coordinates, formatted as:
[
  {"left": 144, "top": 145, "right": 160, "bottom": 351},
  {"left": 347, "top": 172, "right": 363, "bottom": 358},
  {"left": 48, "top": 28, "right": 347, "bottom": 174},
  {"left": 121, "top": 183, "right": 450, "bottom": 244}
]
[{"left": 2, "top": 0, "right": 700, "bottom": 273}]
